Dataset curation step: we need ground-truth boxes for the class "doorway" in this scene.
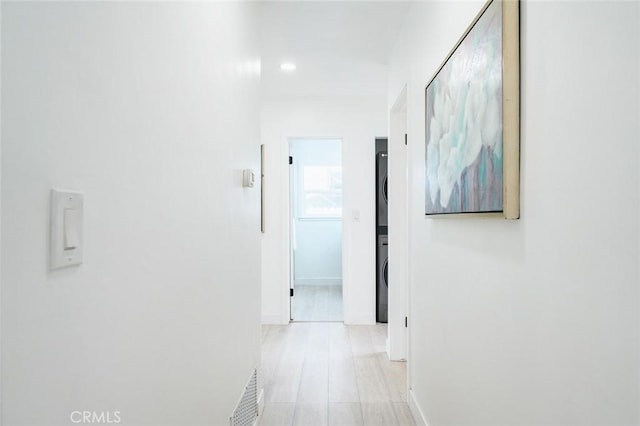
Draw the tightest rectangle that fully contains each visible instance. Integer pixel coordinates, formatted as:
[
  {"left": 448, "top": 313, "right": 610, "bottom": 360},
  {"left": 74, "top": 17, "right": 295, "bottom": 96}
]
[{"left": 289, "top": 138, "right": 343, "bottom": 322}]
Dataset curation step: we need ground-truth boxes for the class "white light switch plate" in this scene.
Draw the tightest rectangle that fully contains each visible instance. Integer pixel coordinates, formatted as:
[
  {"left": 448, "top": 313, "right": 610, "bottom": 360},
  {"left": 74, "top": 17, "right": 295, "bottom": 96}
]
[{"left": 50, "top": 189, "right": 84, "bottom": 269}]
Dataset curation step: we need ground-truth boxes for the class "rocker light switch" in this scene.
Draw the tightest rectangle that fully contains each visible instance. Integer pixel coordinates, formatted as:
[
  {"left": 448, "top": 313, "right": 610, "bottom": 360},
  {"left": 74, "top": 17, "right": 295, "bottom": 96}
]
[
  {"left": 63, "top": 208, "right": 80, "bottom": 250},
  {"left": 51, "top": 190, "right": 83, "bottom": 269}
]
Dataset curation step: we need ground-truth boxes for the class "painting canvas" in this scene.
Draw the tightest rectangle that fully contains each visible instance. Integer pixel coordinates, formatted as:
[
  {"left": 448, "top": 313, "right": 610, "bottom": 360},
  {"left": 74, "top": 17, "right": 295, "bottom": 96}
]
[{"left": 425, "top": 0, "right": 520, "bottom": 217}]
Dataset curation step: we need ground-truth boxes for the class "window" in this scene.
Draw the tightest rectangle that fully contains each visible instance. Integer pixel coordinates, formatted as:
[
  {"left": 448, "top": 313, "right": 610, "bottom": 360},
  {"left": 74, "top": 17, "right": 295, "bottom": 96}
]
[{"left": 301, "top": 165, "right": 342, "bottom": 217}]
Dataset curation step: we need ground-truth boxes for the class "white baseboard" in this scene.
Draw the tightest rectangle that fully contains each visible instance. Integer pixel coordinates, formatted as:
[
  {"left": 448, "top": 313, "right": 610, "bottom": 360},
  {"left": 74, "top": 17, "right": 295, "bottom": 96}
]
[
  {"left": 409, "top": 389, "right": 428, "bottom": 426},
  {"left": 261, "top": 313, "right": 288, "bottom": 325},
  {"left": 343, "top": 313, "right": 376, "bottom": 325},
  {"left": 295, "top": 278, "right": 342, "bottom": 286}
]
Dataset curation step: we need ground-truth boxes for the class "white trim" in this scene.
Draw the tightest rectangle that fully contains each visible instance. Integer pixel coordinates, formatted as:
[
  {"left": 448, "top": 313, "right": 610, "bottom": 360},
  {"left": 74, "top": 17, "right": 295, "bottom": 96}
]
[
  {"left": 343, "top": 313, "right": 376, "bottom": 325},
  {"left": 284, "top": 137, "right": 293, "bottom": 326},
  {"left": 295, "top": 278, "right": 342, "bottom": 286},
  {"left": 0, "top": 1, "right": 3, "bottom": 421},
  {"left": 388, "top": 84, "right": 409, "bottom": 362},
  {"left": 297, "top": 216, "right": 342, "bottom": 222},
  {"left": 409, "top": 389, "right": 428, "bottom": 426}
]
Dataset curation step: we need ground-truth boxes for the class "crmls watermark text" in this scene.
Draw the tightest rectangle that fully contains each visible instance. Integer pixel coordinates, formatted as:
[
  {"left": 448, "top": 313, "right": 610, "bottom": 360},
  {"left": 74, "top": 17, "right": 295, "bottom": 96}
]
[{"left": 70, "top": 411, "right": 121, "bottom": 424}]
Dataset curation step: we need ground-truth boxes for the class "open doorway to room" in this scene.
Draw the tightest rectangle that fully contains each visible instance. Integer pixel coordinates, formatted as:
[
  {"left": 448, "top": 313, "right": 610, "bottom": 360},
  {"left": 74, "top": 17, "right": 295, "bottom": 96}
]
[{"left": 289, "top": 138, "right": 343, "bottom": 322}]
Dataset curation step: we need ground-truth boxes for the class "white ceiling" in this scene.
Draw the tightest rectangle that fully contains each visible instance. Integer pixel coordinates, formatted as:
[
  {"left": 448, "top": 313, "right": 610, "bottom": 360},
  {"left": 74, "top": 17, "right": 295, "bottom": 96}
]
[{"left": 259, "top": 1, "right": 412, "bottom": 98}]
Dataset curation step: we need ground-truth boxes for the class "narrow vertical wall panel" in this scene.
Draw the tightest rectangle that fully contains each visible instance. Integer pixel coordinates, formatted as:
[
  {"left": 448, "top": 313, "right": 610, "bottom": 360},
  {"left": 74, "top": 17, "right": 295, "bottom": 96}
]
[{"left": 261, "top": 144, "right": 266, "bottom": 233}]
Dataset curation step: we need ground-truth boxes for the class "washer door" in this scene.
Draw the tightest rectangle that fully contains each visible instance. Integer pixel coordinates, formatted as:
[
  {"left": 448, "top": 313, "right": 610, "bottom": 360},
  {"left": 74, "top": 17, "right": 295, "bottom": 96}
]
[
  {"left": 383, "top": 258, "right": 389, "bottom": 288},
  {"left": 383, "top": 175, "right": 388, "bottom": 204}
]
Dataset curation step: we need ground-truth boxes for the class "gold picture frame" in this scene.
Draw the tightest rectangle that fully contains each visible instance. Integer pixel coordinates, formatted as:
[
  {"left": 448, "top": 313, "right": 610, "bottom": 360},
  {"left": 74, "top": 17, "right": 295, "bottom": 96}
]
[{"left": 424, "top": 0, "right": 520, "bottom": 219}]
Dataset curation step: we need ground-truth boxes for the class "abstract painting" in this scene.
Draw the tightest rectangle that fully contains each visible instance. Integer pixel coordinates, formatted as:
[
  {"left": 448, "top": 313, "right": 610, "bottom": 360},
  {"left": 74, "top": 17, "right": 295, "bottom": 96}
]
[{"left": 425, "top": 0, "right": 520, "bottom": 218}]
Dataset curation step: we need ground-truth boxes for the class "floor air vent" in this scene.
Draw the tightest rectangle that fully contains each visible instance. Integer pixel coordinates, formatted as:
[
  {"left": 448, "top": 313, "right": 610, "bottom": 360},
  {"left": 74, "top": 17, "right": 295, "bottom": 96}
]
[{"left": 230, "top": 368, "right": 258, "bottom": 426}]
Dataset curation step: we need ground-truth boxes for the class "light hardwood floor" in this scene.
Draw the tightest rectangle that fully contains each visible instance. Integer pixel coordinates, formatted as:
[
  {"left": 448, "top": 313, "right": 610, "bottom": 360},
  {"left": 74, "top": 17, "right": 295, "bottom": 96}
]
[
  {"left": 259, "top": 322, "right": 415, "bottom": 426},
  {"left": 292, "top": 285, "right": 343, "bottom": 322}
]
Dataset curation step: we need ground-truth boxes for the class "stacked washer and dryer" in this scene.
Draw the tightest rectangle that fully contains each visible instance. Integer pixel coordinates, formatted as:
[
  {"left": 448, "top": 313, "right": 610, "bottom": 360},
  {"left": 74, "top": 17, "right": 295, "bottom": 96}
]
[{"left": 375, "top": 138, "right": 389, "bottom": 323}]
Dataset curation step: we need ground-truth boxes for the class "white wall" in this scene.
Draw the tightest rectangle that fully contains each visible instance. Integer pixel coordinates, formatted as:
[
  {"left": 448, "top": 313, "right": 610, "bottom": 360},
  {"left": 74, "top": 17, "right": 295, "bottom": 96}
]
[
  {"left": 1, "top": 3, "right": 261, "bottom": 425},
  {"left": 261, "top": 96, "right": 387, "bottom": 324},
  {"left": 389, "top": 1, "right": 639, "bottom": 424},
  {"left": 291, "top": 138, "right": 342, "bottom": 286}
]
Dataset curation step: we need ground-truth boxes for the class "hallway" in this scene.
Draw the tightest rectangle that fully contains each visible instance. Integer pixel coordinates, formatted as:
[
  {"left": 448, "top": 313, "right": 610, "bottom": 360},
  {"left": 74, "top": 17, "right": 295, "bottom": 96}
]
[
  {"left": 1, "top": 1, "right": 638, "bottom": 424},
  {"left": 259, "top": 323, "right": 414, "bottom": 426}
]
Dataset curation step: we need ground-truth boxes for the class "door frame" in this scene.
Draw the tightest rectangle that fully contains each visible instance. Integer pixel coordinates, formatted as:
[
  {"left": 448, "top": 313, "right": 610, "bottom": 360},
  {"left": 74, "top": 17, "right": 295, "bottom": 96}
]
[
  {"left": 286, "top": 137, "right": 344, "bottom": 322},
  {"left": 388, "top": 86, "right": 409, "bottom": 364}
]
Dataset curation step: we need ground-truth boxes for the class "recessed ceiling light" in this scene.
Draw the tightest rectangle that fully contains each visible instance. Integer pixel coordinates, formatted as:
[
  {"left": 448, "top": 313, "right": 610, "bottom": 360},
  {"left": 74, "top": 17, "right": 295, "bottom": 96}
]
[{"left": 280, "top": 62, "right": 296, "bottom": 72}]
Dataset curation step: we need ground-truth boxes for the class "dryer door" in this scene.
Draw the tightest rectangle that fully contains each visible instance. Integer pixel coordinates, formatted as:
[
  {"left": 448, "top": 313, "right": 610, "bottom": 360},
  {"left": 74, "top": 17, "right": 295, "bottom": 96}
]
[
  {"left": 376, "top": 236, "right": 389, "bottom": 323},
  {"left": 377, "top": 152, "right": 388, "bottom": 227}
]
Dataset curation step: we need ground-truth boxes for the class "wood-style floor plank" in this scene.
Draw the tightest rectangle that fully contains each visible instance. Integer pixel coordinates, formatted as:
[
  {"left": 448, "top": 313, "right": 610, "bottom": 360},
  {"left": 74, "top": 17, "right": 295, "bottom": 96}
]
[
  {"left": 259, "top": 323, "right": 415, "bottom": 426},
  {"left": 361, "top": 402, "right": 401, "bottom": 426},
  {"left": 329, "top": 403, "right": 364, "bottom": 426},
  {"left": 259, "top": 403, "right": 295, "bottom": 426},
  {"left": 265, "top": 324, "right": 308, "bottom": 403},
  {"left": 293, "top": 402, "right": 328, "bottom": 426},
  {"left": 293, "top": 285, "right": 343, "bottom": 322}
]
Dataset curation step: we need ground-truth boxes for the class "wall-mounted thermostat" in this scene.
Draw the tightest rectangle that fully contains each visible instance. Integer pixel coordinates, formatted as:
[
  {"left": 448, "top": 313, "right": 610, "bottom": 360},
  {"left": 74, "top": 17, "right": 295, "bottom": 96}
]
[
  {"left": 243, "top": 169, "right": 256, "bottom": 188},
  {"left": 50, "top": 189, "right": 83, "bottom": 269}
]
